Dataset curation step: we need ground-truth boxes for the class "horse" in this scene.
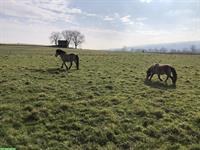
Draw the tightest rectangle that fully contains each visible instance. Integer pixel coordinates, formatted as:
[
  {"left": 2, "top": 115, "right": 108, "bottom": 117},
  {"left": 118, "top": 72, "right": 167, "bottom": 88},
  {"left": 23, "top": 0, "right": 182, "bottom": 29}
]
[
  {"left": 146, "top": 63, "right": 177, "bottom": 85},
  {"left": 55, "top": 49, "right": 79, "bottom": 70}
]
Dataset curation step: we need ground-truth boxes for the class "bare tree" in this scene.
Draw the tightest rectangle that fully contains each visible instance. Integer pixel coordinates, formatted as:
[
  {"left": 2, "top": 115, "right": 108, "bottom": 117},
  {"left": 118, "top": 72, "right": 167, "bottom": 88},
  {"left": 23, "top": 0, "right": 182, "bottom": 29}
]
[
  {"left": 49, "top": 32, "right": 61, "bottom": 46},
  {"left": 71, "top": 31, "right": 85, "bottom": 49},
  {"left": 191, "top": 45, "right": 196, "bottom": 53},
  {"left": 61, "top": 30, "right": 74, "bottom": 48}
]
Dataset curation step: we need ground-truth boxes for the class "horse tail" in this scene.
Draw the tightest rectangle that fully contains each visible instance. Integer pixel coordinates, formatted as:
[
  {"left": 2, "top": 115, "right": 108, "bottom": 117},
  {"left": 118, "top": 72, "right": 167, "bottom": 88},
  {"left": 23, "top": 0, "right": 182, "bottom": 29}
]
[
  {"left": 76, "top": 55, "right": 79, "bottom": 70},
  {"left": 171, "top": 67, "right": 177, "bottom": 85}
]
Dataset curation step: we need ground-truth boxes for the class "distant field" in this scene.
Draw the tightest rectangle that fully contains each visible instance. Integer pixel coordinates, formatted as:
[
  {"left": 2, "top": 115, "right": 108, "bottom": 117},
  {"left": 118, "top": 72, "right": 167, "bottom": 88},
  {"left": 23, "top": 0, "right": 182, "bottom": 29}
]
[{"left": 0, "top": 44, "right": 200, "bottom": 150}]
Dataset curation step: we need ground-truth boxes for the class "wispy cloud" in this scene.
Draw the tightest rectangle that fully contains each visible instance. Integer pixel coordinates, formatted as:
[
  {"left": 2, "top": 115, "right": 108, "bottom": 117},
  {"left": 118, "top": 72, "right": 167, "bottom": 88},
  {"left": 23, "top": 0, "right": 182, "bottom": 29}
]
[
  {"left": 120, "top": 15, "right": 134, "bottom": 25},
  {"left": 84, "top": 13, "right": 97, "bottom": 17},
  {"left": 0, "top": 0, "right": 73, "bottom": 23},
  {"left": 140, "top": 0, "right": 153, "bottom": 3},
  {"left": 0, "top": 0, "right": 99, "bottom": 24},
  {"left": 104, "top": 16, "right": 115, "bottom": 21}
]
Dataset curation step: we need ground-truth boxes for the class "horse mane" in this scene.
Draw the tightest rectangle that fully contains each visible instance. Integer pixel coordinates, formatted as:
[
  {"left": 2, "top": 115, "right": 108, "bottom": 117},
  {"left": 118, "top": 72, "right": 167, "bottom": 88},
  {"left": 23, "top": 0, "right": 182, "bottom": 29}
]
[{"left": 56, "top": 49, "right": 66, "bottom": 54}]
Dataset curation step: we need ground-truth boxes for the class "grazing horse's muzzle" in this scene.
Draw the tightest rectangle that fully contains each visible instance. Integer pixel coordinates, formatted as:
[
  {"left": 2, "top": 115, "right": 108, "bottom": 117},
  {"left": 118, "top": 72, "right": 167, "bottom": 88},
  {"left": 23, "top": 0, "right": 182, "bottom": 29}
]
[
  {"left": 146, "top": 69, "right": 151, "bottom": 80},
  {"left": 146, "top": 74, "right": 149, "bottom": 80},
  {"left": 55, "top": 53, "right": 58, "bottom": 57},
  {"left": 146, "top": 74, "right": 151, "bottom": 80}
]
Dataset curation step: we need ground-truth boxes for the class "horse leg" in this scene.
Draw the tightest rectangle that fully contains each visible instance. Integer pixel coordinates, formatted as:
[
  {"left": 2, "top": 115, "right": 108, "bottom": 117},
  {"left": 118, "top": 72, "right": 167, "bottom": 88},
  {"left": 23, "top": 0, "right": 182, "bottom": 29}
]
[
  {"left": 166, "top": 71, "right": 173, "bottom": 83},
  {"left": 61, "top": 62, "right": 64, "bottom": 68},
  {"left": 169, "top": 76, "right": 174, "bottom": 83},
  {"left": 69, "top": 61, "right": 72, "bottom": 70},
  {"left": 158, "top": 74, "right": 163, "bottom": 81},
  {"left": 149, "top": 74, "right": 154, "bottom": 81},
  {"left": 64, "top": 62, "right": 69, "bottom": 70},
  {"left": 165, "top": 75, "right": 169, "bottom": 82}
]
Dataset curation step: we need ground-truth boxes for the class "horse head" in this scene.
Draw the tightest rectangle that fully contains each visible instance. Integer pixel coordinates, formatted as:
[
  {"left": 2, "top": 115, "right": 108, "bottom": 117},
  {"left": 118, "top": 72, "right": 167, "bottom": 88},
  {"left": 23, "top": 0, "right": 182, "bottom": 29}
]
[
  {"left": 55, "top": 49, "right": 66, "bottom": 57},
  {"left": 146, "top": 66, "right": 153, "bottom": 80}
]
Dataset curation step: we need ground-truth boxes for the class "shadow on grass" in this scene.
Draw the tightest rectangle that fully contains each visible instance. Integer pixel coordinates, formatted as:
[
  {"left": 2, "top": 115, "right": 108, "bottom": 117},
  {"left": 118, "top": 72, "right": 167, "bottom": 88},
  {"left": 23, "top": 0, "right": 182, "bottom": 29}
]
[
  {"left": 144, "top": 80, "right": 176, "bottom": 90},
  {"left": 27, "top": 67, "right": 79, "bottom": 75},
  {"left": 27, "top": 68, "right": 68, "bottom": 74}
]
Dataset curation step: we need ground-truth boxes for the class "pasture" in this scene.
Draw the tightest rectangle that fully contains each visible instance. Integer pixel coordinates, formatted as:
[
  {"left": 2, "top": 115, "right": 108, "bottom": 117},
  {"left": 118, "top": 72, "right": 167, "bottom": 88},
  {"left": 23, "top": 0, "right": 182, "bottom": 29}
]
[{"left": 0, "top": 44, "right": 200, "bottom": 150}]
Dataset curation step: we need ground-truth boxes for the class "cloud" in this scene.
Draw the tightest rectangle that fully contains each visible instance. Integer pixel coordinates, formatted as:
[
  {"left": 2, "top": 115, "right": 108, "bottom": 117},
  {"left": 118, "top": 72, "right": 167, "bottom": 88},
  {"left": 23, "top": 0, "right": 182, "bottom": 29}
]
[
  {"left": 120, "top": 15, "right": 134, "bottom": 24},
  {"left": 0, "top": 0, "right": 98, "bottom": 25},
  {"left": 65, "top": 8, "right": 82, "bottom": 14},
  {"left": 31, "top": 0, "right": 70, "bottom": 11},
  {"left": 0, "top": 0, "right": 74, "bottom": 23},
  {"left": 104, "top": 16, "right": 115, "bottom": 21},
  {"left": 140, "top": 0, "right": 153, "bottom": 3},
  {"left": 84, "top": 13, "right": 97, "bottom": 17},
  {"left": 102, "top": 14, "right": 146, "bottom": 28},
  {"left": 102, "top": 13, "right": 120, "bottom": 22}
]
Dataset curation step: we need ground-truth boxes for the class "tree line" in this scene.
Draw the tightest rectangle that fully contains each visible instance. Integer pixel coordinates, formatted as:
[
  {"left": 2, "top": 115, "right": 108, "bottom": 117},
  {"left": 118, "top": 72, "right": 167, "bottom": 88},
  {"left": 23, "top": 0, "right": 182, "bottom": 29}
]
[
  {"left": 121, "top": 45, "right": 199, "bottom": 54},
  {"left": 50, "top": 30, "right": 85, "bottom": 49}
]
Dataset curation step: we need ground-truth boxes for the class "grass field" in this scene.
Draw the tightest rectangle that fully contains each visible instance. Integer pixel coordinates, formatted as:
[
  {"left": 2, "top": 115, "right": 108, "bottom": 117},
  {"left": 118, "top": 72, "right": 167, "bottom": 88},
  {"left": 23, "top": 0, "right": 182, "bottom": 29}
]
[{"left": 0, "top": 44, "right": 200, "bottom": 150}]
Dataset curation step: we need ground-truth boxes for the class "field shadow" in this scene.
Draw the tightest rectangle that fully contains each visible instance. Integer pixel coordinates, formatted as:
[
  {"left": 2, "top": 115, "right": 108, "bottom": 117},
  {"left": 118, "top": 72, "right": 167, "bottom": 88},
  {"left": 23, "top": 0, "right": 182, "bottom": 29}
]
[
  {"left": 27, "top": 67, "right": 79, "bottom": 74},
  {"left": 27, "top": 68, "right": 67, "bottom": 74},
  {"left": 144, "top": 80, "right": 176, "bottom": 90},
  {"left": 47, "top": 68, "right": 67, "bottom": 74}
]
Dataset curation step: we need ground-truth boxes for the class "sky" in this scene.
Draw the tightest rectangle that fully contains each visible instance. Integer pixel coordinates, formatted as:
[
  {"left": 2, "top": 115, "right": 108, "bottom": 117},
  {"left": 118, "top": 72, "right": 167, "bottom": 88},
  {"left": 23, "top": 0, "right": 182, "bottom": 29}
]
[{"left": 0, "top": 0, "right": 200, "bottom": 49}]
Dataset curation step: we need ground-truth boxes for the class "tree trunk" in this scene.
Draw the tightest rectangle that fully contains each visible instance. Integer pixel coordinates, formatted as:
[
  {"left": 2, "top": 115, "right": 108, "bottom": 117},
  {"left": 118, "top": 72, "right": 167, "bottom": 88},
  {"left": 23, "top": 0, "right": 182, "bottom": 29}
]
[{"left": 66, "top": 41, "right": 70, "bottom": 48}]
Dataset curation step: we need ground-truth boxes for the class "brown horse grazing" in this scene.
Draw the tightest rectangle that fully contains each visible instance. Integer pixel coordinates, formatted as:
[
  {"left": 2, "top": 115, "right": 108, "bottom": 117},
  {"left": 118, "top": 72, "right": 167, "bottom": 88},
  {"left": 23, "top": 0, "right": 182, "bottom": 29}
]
[
  {"left": 146, "top": 63, "right": 177, "bottom": 85},
  {"left": 55, "top": 49, "right": 79, "bottom": 70}
]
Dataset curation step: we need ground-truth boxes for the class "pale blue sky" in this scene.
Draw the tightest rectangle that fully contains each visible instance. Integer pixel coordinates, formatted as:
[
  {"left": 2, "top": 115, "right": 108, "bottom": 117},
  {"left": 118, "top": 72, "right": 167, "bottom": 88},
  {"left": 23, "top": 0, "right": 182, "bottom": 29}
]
[{"left": 0, "top": 0, "right": 199, "bottom": 49}]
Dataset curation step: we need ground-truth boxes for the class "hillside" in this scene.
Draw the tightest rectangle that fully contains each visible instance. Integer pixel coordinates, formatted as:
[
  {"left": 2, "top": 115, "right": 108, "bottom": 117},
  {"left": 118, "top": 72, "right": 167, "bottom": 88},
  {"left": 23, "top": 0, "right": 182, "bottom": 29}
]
[
  {"left": 0, "top": 45, "right": 200, "bottom": 149},
  {"left": 134, "top": 41, "right": 200, "bottom": 51},
  {"left": 113, "top": 41, "right": 200, "bottom": 52}
]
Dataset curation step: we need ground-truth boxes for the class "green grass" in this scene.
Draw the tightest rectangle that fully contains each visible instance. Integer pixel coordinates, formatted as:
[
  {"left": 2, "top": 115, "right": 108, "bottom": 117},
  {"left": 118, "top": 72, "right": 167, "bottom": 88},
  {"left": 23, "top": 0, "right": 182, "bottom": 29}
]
[{"left": 0, "top": 44, "right": 200, "bottom": 150}]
